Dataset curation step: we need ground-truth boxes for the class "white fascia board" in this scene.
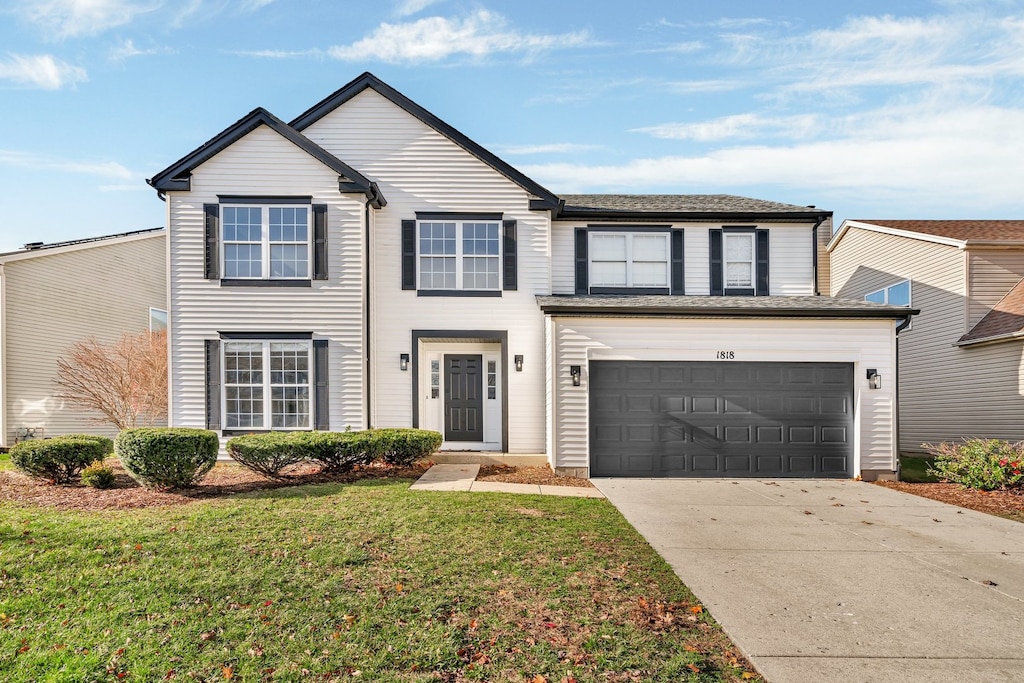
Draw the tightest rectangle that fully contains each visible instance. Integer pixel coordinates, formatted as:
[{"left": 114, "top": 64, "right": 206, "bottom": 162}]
[{"left": 827, "top": 220, "right": 966, "bottom": 252}]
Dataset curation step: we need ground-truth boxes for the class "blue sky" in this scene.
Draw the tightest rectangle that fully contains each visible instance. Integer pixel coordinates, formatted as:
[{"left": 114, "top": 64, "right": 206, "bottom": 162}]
[{"left": 1, "top": 0, "right": 1023, "bottom": 250}]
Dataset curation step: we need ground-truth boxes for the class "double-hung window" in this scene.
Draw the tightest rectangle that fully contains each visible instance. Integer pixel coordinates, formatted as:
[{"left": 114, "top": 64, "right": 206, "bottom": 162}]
[
  {"left": 724, "top": 232, "right": 755, "bottom": 290},
  {"left": 418, "top": 220, "right": 500, "bottom": 291},
  {"left": 223, "top": 340, "right": 311, "bottom": 429},
  {"left": 589, "top": 231, "right": 670, "bottom": 291},
  {"left": 222, "top": 204, "right": 311, "bottom": 280}
]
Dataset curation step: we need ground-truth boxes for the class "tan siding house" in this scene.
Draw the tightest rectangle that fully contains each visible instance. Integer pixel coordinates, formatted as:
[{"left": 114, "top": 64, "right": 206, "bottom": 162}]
[
  {"left": 0, "top": 230, "right": 166, "bottom": 446},
  {"left": 149, "top": 72, "right": 912, "bottom": 479},
  {"left": 829, "top": 219, "right": 1024, "bottom": 451}
]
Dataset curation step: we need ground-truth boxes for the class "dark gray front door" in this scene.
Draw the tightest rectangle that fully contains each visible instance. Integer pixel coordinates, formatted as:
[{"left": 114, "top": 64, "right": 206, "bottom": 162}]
[
  {"left": 589, "top": 361, "right": 853, "bottom": 478},
  {"left": 445, "top": 355, "right": 483, "bottom": 441}
]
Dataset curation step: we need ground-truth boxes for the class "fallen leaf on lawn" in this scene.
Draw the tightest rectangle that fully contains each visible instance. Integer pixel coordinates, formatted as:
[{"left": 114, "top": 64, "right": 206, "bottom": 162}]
[
  {"left": 164, "top": 670, "right": 175, "bottom": 680},
  {"left": 469, "top": 619, "right": 478, "bottom": 630},
  {"left": 395, "top": 583, "right": 404, "bottom": 593},
  {"left": 222, "top": 665, "right": 234, "bottom": 679},
  {"left": 544, "top": 622, "right": 557, "bottom": 628},
  {"left": 742, "top": 673, "right": 756, "bottom": 680},
  {"left": 531, "top": 675, "right": 548, "bottom": 683},
  {"left": 687, "top": 663, "right": 701, "bottom": 673},
  {"left": 200, "top": 631, "right": 217, "bottom": 641},
  {"left": 262, "top": 600, "right": 273, "bottom": 607},
  {"left": 135, "top": 544, "right": 143, "bottom": 551},
  {"left": 343, "top": 614, "right": 356, "bottom": 626},
  {"left": 690, "top": 605, "right": 703, "bottom": 614},
  {"left": 684, "top": 645, "right": 697, "bottom": 652}
]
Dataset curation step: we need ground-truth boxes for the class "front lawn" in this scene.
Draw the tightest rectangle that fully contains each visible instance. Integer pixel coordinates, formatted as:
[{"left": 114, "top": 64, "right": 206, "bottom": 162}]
[{"left": 0, "top": 480, "right": 757, "bottom": 681}]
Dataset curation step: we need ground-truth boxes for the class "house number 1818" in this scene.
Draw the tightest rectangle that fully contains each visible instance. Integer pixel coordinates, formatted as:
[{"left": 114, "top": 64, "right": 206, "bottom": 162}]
[{"left": 716, "top": 351, "right": 735, "bottom": 359}]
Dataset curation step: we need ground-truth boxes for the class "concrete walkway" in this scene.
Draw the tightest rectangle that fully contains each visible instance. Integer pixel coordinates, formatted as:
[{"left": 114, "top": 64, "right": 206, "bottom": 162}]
[
  {"left": 410, "top": 464, "right": 604, "bottom": 498},
  {"left": 592, "top": 478, "right": 1024, "bottom": 683}
]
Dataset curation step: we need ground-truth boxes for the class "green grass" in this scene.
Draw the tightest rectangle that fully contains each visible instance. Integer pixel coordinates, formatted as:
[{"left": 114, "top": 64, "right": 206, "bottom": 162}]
[
  {"left": 0, "top": 480, "right": 756, "bottom": 682},
  {"left": 0, "top": 451, "right": 10, "bottom": 472},
  {"left": 899, "top": 454, "right": 939, "bottom": 483}
]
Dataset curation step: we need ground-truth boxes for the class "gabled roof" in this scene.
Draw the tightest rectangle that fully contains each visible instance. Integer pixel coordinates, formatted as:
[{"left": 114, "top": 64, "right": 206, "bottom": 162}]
[
  {"left": 957, "top": 277, "right": 1024, "bottom": 347},
  {"left": 537, "top": 294, "right": 917, "bottom": 319},
  {"left": 147, "top": 108, "right": 381, "bottom": 205},
  {"left": 0, "top": 228, "right": 164, "bottom": 262},
  {"left": 556, "top": 194, "right": 831, "bottom": 222},
  {"left": 830, "top": 219, "right": 1024, "bottom": 251},
  {"left": 289, "top": 72, "right": 560, "bottom": 209}
]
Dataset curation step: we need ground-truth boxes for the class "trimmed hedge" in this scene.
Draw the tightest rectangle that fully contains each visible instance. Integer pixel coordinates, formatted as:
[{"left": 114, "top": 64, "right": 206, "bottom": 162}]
[
  {"left": 225, "top": 428, "right": 442, "bottom": 478},
  {"left": 115, "top": 427, "right": 218, "bottom": 490},
  {"left": 81, "top": 460, "right": 117, "bottom": 489},
  {"left": 226, "top": 432, "right": 308, "bottom": 479},
  {"left": 9, "top": 434, "right": 113, "bottom": 484},
  {"left": 925, "top": 438, "right": 1024, "bottom": 491},
  {"left": 375, "top": 428, "right": 443, "bottom": 466}
]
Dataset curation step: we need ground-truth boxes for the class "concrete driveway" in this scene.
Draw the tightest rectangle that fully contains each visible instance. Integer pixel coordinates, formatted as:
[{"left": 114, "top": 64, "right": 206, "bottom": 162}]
[{"left": 592, "top": 478, "right": 1024, "bottom": 683}]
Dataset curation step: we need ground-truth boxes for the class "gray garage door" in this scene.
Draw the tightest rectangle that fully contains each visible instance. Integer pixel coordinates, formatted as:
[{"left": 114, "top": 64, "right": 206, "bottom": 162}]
[{"left": 589, "top": 361, "right": 853, "bottom": 478}]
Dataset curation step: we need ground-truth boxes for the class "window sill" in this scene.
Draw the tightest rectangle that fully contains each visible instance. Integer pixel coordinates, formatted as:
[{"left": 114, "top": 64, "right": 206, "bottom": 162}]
[
  {"left": 220, "top": 279, "right": 312, "bottom": 288},
  {"left": 722, "top": 288, "right": 756, "bottom": 296},
  {"left": 416, "top": 290, "right": 502, "bottom": 297}
]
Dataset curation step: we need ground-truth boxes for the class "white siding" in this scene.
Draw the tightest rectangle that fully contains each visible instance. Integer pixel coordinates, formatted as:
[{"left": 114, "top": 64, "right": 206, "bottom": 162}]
[
  {"left": 2, "top": 233, "right": 165, "bottom": 445},
  {"left": 167, "top": 125, "right": 367, "bottom": 434},
  {"left": 302, "top": 89, "right": 547, "bottom": 452},
  {"left": 967, "top": 250, "right": 1024, "bottom": 328},
  {"left": 550, "top": 221, "right": 815, "bottom": 296},
  {"left": 832, "top": 227, "right": 1024, "bottom": 449},
  {"left": 549, "top": 317, "right": 897, "bottom": 475}
]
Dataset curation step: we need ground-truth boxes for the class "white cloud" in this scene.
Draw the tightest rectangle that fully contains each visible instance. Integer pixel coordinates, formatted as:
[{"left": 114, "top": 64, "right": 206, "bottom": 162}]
[
  {"left": 633, "top": 114, "right": 821, "bottom": 142},
  {"left": 0, "top": 150, "right": 133, "bottom": 179},
  {"left": 229, "top": 48, "right": 322, "bottom": 59},
  {"left": 328, "top": 10, "right": 590, "bottom": 64},
  {"left": 490, "top": 142, "right": 601, "bottom": 155},
  {"left": 394, "top": 0, "right": 443, "bottom": 17},
  {"left": 108, "top": 38, "right": 172, "bottom": 61},
  {"left": 0, "top": 54, "right": 87, "bottom": 89},
  {"left": 12, "top": 0, "right": 161, "bottom": 39},
  {"left": 239, "top": 0, "right": 276, "bottom": 9}
]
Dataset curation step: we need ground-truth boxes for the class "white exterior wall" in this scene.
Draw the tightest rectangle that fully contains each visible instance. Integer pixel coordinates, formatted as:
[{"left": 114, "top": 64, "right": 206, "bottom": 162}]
[
  {"left": 167, "top": 125, "right": 368, "bottom": 434},
  {"left": 1, "top": 233, "right": 165, "bottom": 445},
  {"left": 550, "top": 222, "right": 816, "bottom": 296},
  {"left": 302, "top": 89, "right": 547, "bottom": 452},
  {"left": 548, "top": 317, "right": 897, "bottom": 475}
]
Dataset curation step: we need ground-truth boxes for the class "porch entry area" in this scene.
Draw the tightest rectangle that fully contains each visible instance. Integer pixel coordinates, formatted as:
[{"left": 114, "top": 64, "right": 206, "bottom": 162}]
[{"left": 412, "top": 330, "right": 508, "bottom": 452}]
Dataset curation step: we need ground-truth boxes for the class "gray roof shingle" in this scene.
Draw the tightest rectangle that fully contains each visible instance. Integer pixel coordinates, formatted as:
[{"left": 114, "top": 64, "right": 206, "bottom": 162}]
[{"left": 557, "top": 194, "right": 830, "bottom": 219}]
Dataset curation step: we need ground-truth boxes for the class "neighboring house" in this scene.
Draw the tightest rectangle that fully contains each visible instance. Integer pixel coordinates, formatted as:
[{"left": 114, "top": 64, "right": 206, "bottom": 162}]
[
  {"left": 830, "top": 220, "right": 1024, "bottom": 452},
  {"left": 148, "top": 72, "right": 913, "bottom": 480},
  {"left": 0, "top": 229, "right": 166, "bottom": 446}
]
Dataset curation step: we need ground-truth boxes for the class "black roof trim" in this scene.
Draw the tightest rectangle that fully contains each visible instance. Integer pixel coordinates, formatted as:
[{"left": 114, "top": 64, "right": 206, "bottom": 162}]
[
  {"left": 0, "top": 227, "right": 164, "bottom": 259},
  {"left": 289, "top": 72, "right": 560, "bottom": 209},
  {"left": 147, "top": 108, "right": 374, "bottom": 196},
  {"left": 536, "top": 295, "right": 918, "bottom": 320}
]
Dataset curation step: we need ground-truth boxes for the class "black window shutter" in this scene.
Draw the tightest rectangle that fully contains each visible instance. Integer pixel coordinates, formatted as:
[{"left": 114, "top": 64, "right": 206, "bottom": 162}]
[
  {"left": 709, "top": 229, "right": 723, "bottom": 296},
  {"left": 503, "top": 219, "right": 518, "bottom": 291},
  {"left": 574, "top": 228, "right": 588, "bottom": 294},
  {"left": 671, "top": 230, "right": 685, "bottom": 295},
  {"left": 313, "top": 339, "right": 329, "bottom": 430},
  {"left": 756, "top": 229, "right": 770, "bottom": 296},
  {"left": 401, "top": 219, "right": 416, "bottom": 290},
  {"left": 204, "top": 204, "right": 219, "bottom": 280},
  {"left": 313, "top": 204, "right": 327, "bottom": 280},
  {"left": 205, "top": 339, "right": 221, "bottom": 431}
]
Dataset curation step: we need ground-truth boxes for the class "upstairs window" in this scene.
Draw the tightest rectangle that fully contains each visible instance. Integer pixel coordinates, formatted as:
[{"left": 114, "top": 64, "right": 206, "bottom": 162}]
[
  {"left": 590, "top": 232, "right": 670, "bottom": 289},
  {"left": 866, "top": 280, "right": 911, "bottom": 306},
  {"left": 724, "top": 232, "right": 754, "bottom": 289},
  {"left": 418, "top": 220, "right": 500, "bottom": 291},
  {"left": 223, "top": 205, "right": 310, "bottom": 280}
]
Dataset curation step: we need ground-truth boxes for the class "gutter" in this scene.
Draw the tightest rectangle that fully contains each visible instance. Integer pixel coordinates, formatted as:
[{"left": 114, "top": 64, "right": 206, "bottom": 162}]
[
  {"left": 364, "top": 199, "right": 372, "bottom": 429},
  {"left": 810, "top": 213, "right": 827, "bottom": 296},
  {"left": 955, "top": 330, "right": 1024, "bottom": 348},
  {"left": 538, "top": 304, "right": 920, "bottom": 319}
]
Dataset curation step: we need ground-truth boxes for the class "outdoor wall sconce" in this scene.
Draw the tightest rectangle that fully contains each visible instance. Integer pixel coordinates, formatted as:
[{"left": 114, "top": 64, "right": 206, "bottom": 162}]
[
  {"left": 866, "top": 368, "right": 881, "bottom": 390},
  {"left": 400, "top": 353, "right": 410, "bottom": 372},
  {"left": 514, "top": 354, "right": 524, "bottom": 372},
  {"left": 570, "top": 365, "right": 582, "bottom": 386}
]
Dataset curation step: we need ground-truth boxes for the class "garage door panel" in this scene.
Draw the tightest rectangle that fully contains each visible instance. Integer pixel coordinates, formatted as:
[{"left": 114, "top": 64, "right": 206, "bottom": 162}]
[{"left": 589, "top": 361, "right": 853, "bottom": 478}]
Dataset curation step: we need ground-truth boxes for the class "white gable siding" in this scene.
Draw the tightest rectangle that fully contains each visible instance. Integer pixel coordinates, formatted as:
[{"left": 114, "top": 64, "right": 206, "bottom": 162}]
[
  {"left": 550, "top": 222, "right": 815, "bottom": 296},
  {"left": 2, "top": 234, "right": 165, "bottom": 445},
  {"left": 967, "top": 250, "right": 1024, "bottom": 328},
  {"left": 302, "top": 89, "right": 548, "bottom": 451},
  {"left": 548, "top": 317, "right": 897, "bottom": 475},
  {"left": 168, "top": 125, "right": 367, "bottom": 434}
]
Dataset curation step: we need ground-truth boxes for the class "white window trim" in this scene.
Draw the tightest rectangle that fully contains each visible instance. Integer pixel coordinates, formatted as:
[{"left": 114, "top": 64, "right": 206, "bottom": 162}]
[
  {"left": 149, "top": 307, "right": 167, "bottom": 333},
  {"left": 416, "top": 219, "right": 502, "bottom": 291},
  {"left": 723, "top": 232, "right": 755, "bottom": 290},
  {"left": 588, "top": 231, "right": 671, "bottom": 289},
  {"left": 865, "top": 279, "right": 912, "bottom": 306},
  {"left": 221, "top": 204, "right": 313, "bottom": 280},
  {"left": 222, "top": 339, "right": 314, "bottom": 431}
]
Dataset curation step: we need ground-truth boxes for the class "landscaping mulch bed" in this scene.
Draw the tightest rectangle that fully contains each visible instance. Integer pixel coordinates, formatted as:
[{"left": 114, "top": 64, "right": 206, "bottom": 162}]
[
  {"left": 0, "top": 460, "right": 430, "bottom": 512},
  {"left": 476, "top": 464, "right": 595, "bottom": 488},
  {"left": 874, "top": 480, "right": 1024, "bottom": 522}
]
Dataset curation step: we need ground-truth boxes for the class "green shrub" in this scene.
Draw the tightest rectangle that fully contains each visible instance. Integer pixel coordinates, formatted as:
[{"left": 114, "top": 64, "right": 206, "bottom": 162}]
[
  {"left": 925, "top": 439, "right": 1024, "bottom": 491},
  {"left": 304, "top": 431, "right": 381, "bottom": 473},
  {"left": 81, "top": 460, "right": 117, "bottom": 489},
  {"left": 226, "top": 432, "right": 308, "bottom": 479},
  {"left": 375, "top": 428, "right": 443, "bottom": 466},
  {"left": 115, "top": 427, "right": 218, "bottom": 490},
  {"left": 9, "top": 435, "right": 112, "bottom": 484}
]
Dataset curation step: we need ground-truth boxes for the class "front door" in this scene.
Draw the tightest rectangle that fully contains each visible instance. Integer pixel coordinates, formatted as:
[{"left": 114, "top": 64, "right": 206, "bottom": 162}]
[{"left": 444, "top": 355, "right": 484, "bottom": 441}]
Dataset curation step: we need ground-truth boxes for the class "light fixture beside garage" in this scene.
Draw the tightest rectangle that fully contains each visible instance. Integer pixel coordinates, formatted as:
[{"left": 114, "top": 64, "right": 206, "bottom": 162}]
[
  {"left": 866, "top": 368, "right": 881, "bottom": 389},
  {"left": 400, "top": 353, "right": 410, "bottom": 371},
  {"left": 570, "top": 365, "right": 582, "bottom": 386},
  {"left": 514, "top": 354, "right": 524, "bottom": 372}
]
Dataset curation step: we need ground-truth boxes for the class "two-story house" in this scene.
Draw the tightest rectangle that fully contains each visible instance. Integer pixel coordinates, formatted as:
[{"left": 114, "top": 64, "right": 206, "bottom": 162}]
[{"left": 148, "top": 73, "right": 913, "bottom": 480}]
